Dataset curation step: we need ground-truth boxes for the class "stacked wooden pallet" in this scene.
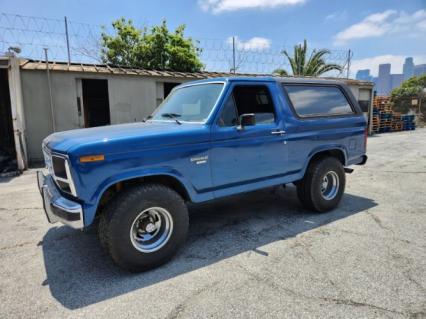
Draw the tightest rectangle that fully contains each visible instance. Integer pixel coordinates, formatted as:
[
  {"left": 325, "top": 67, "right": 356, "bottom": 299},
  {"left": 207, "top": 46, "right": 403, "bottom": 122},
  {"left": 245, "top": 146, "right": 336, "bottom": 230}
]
[
  {"left": 372, "top": 96, "right": 416, "bottom": 133},
  {"left": 391, "top": 113, "right": 403, "bottom": 132},
  {"left": 401, "top": 114, "right": 416, "bottom": 130}
]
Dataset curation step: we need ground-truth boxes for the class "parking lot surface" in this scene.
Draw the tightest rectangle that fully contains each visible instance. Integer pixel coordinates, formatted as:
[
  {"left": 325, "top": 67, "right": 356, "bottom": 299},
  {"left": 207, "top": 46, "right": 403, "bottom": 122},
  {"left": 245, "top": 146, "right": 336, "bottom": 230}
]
[{"left": 1, "top": 129, "right": 425, "bottom": 318}]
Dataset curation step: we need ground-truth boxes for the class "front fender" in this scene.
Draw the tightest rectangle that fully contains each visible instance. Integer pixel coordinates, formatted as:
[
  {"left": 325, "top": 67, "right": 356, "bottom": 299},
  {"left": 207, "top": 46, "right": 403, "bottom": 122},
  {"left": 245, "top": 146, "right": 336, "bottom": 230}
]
[{"left": 83, "top": 167, "right": 196, "bottom": 226}]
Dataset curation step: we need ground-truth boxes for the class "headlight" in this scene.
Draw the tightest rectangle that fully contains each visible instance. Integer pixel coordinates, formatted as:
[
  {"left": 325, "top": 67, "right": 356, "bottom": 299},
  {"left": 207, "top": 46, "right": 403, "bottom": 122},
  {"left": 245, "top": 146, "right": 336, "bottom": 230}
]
[{"left": 43, "top": 147, "right": 77, "bottom": 197}]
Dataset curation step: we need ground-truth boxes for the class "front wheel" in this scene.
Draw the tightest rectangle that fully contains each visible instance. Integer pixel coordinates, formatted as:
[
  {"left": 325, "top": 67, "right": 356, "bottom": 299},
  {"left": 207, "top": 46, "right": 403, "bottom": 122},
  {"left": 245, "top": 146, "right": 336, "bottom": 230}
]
[
  {"left": 99, "top": 184, "right": 189, "bottom": 272},
  {"left": 296, "top": 157, "right": 345, "bottom": 212}
]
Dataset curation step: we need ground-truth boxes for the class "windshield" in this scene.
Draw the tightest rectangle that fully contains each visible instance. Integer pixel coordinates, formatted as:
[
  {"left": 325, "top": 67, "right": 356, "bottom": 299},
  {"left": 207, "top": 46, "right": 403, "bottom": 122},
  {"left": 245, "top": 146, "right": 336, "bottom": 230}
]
[{"left": 151, "top": 83, "right": 224, "bottom": 123}]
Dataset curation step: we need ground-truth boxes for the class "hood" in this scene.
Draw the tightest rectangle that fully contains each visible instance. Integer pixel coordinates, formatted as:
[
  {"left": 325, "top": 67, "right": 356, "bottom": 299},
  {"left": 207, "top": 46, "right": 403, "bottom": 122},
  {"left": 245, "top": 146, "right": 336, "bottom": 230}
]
[{"left": 44, "top": 121, "right": 210, "bottom": 156}]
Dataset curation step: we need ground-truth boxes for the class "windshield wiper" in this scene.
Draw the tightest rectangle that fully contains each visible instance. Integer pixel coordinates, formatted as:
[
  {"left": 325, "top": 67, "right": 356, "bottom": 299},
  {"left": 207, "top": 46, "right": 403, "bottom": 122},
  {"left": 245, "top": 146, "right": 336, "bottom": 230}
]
[{"left": 160, "top": 113, "right": 182, "bottom": 125}]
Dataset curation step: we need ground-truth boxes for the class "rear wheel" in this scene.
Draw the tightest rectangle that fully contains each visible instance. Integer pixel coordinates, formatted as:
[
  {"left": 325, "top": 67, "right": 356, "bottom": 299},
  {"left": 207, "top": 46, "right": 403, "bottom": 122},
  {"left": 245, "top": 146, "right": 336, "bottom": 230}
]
[
  {"left": 297, "top": 157, "right": 345, "bottom": 212},
  {"left": 99, "top": 184, "right": 189, "bottom": 272}
]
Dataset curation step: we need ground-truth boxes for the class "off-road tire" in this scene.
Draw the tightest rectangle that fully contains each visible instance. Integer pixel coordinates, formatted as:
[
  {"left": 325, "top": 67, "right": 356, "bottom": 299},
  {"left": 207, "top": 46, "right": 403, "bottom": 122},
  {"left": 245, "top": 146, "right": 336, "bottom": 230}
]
[
  {"left": 98, "top": 184, "right": 189, "bottom": 272},
  {"left": 296, "top": 157, "right": 345, "bottom": 212}
]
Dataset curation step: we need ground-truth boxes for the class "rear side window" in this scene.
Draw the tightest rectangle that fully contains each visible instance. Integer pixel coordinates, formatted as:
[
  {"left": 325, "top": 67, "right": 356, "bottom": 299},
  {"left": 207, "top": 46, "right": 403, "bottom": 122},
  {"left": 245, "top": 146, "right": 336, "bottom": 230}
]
[{"left": 284, "top": 85, "right": 354, "bottom": 117}]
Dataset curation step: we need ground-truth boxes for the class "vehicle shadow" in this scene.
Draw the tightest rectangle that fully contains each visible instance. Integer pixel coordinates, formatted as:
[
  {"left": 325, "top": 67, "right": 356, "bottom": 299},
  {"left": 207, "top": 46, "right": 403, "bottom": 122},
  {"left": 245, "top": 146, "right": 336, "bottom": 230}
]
[{"left": 41, "top": 185, "right": 377, "bottom": 309}]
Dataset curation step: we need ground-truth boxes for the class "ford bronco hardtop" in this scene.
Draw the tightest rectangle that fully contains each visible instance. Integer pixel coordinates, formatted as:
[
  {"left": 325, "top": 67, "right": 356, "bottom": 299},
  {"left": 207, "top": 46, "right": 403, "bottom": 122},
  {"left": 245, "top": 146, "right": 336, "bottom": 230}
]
[{"left": 38, "top": 77, "right": 367, "bottom": 271}]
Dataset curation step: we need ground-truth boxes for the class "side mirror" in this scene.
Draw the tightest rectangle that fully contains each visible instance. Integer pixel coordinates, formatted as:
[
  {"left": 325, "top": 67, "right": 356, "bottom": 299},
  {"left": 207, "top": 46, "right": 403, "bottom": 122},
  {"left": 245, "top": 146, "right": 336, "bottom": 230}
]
[{"left": 238, "top": 113, "right": 256, "bottom": 130}]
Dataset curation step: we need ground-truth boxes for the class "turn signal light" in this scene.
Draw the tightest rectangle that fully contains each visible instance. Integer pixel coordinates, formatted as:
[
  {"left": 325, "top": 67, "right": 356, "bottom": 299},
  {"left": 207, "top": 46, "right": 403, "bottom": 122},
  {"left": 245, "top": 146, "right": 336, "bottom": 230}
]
[{"left": 79, "top": 154, "right": 105, "bottom": 163}]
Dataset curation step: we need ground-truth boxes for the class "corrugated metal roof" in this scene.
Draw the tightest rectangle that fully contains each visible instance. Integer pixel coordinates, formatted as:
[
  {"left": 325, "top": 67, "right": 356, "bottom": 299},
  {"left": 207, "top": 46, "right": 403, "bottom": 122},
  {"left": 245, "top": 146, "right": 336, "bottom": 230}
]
[
  {"left": 18, "top": 59, "right": 373, "bottom": 87},
  {"left": 19, "top": 59, "right": 263, "bottom": 79}
]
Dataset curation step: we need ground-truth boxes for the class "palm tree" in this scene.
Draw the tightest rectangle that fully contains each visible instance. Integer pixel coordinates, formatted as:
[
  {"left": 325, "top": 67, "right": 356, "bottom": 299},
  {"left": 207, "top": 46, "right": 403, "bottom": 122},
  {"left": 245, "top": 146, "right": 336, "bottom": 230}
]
[{"left": 274, "top": 40, "right": 343, "bottom": 77}]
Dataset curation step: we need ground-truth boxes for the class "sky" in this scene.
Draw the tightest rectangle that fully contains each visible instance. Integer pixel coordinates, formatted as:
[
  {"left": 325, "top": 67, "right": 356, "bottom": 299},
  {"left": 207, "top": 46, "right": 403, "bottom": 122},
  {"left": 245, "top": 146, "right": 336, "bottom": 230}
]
[{"left": 1, "top": 0, "right": 425, "bottom": 76}]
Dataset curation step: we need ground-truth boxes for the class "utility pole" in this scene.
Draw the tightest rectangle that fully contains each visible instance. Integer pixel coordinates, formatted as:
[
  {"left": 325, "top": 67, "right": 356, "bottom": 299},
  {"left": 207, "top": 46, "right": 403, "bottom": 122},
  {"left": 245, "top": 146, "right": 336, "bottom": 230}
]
[
  {"left": 232, "top": 36, "right": 236, "bottom": 74},
  {"left": 346, "top": 49, "right": 352, "bottom": 79},
  {"left": 44, "top": 48, "right": 56, "bottom": 132},
  {"left": 64, "top": 16, "right": 71, "bottom": 65}
]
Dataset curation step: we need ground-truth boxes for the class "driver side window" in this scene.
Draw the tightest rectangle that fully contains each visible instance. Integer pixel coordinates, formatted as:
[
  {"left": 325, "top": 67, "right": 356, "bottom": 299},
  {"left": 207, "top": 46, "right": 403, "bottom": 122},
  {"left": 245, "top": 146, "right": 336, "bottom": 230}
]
[{"left": 218, "top": 85, "right": 276, "bottom": 127}]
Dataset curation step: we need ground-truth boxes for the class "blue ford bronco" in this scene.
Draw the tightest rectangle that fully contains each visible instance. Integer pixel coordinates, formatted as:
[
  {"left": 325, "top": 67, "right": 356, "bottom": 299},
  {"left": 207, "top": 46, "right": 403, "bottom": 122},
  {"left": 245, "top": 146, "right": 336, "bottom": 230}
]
[{"left": 38, "top": 77, "right": 368, "bottom": 271}]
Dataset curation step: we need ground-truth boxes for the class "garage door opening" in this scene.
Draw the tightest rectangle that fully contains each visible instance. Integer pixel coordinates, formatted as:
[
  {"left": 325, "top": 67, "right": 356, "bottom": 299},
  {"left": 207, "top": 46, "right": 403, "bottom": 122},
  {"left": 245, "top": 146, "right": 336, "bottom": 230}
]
[
  {"left": 0, "top": 69, "right": 17, "bottom": 175},
  {"left": 163, "top": 82, "right": 181, "bottom": 98},
  {"left": 82, "top": 79, "right": 111, "bottom": 127}
]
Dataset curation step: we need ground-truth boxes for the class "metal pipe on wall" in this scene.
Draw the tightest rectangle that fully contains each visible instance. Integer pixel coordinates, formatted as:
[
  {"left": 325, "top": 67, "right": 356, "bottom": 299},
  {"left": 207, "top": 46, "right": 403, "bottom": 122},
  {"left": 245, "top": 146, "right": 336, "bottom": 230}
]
[{"left": 44, "top": 48, "right": 56, "bottom": 132}]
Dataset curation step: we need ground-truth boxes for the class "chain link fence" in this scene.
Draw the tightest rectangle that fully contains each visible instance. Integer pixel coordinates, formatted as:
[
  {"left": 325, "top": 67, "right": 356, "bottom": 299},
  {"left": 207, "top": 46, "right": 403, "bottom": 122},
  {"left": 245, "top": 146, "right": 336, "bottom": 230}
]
[{"left": 0, "top": 12, "right": 350, "bottom": 76}]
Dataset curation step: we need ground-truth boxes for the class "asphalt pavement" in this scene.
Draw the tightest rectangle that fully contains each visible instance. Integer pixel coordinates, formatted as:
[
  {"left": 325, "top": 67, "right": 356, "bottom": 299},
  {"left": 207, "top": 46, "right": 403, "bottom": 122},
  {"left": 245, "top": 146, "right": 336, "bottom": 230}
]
[{"left": 0, "top": 129, "right": 425, "bottom": 318}]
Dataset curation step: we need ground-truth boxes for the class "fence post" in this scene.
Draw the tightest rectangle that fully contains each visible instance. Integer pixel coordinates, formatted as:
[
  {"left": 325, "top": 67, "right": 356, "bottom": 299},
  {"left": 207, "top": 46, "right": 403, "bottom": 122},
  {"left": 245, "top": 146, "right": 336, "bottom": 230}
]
[
  {"left": 232, "top": 36, "right": 236, "bottom": 74},
  {"left": 64, "top": 16, "right": 71, "bottom": 65},
  {"left": 346, "top": 49, "right": 351, "bottom": 79}
]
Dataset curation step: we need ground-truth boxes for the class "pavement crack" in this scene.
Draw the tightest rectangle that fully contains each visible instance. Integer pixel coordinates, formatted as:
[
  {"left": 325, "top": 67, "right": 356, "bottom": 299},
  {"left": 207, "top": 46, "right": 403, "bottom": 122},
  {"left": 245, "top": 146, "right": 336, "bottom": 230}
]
[
  {"left": 367, "top": 212, "right": 392, "bottom": 232},
  {"left": 0, "top": 207, "right": 41, "bottom": 212},
  {"left": 324, "top": 297, "right": 405, "bottom": 315},
  {"left": 297, "top": 241, "right": 338, "bottom": 288},
  {"left": 237, "top": 263, "right": 405, "bottom": 316},
  {"left": 165, "top": 280, "right": 221, "bottom": 319},
  {"left": 0, "top": 240, "right": 37, "bottom": 251}
]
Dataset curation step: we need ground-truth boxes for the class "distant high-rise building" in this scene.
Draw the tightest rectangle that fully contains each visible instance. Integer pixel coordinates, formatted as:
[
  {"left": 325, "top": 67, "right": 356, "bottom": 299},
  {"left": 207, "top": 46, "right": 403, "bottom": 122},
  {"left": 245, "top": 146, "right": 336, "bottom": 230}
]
[
  {"left": 377, "top": 63, "right": 391, "bottom": 95},
  {"left": 403, "top": 57, "right": 414, "bottom": 80},
  {"left": 355, "top": 69, "right": 372, "bottom": 81},
  {"left": 414, "top": 64, "right": 426, "bottom": 77},
  {"left": 391, "top": 74, "right": 403, "bottom": 90},
  {"left": 357, "top": 57, "right": 424, "bottom": 96}
]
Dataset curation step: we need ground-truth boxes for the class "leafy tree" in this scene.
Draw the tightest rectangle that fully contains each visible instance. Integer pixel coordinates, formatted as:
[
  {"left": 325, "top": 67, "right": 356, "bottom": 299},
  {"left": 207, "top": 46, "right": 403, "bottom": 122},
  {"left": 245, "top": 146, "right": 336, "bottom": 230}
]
[
  {"left": 101, "top": 18, "right": 203, "bottom": 72},
  {"left": 390, "top": 74, "right": 426, "bottom": 116},
  {"left": 273, "top": 40, "right": 342, "bottom": 76}
]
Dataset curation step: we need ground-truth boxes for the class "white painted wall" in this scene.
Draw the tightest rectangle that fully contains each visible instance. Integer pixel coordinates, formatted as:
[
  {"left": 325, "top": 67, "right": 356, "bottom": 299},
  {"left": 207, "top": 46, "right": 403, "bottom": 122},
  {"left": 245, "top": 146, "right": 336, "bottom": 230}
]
[{"left": 20, "top": 69, "right": 186, "bottom": 162}]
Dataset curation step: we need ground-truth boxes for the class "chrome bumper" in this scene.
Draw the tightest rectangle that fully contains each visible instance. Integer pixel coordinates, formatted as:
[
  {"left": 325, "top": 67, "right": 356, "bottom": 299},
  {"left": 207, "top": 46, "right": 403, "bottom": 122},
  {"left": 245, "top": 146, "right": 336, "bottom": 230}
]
[{"left": 37, "top": 171, "right": 84, "bottom": 229}]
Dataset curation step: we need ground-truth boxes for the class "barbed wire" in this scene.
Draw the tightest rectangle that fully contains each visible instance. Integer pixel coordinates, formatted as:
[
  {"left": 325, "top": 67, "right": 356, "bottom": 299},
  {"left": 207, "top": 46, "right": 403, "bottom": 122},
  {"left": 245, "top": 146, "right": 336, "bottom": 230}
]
[{"left": 0, "top": 12, "right": 350, "bottom": 76}]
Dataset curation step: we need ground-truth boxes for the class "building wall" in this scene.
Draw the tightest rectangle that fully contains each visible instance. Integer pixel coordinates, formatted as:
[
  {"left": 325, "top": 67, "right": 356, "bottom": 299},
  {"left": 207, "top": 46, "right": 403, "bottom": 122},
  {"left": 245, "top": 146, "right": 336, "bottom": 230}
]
[
  {"left": 403, "top": 57, "right": 414, "bottom": 80},
  {"left": 20, "top": 70, "right": 184, "bottom": 161},
  {"left": 377, "top": 64, "right": 391, "bottom": 95},
  {"left": 391, "top": 74, "right": 403, "bottom": 90},
  {"left": 414, "top": 64, "right": 426, "bottom": 77}
]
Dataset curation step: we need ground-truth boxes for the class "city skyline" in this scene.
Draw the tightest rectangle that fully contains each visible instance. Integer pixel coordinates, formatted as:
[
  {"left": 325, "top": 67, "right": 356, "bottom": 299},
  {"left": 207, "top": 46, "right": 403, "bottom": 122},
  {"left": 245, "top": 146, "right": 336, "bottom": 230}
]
[{"left": 355, "top": 57, "right": 426, "bottom": 95}]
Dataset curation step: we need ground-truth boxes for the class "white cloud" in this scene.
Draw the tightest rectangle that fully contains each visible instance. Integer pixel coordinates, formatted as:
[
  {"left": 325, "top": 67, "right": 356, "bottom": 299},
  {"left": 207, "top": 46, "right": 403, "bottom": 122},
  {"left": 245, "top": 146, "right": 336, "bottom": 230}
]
[
  {"left": 324, "top": 10, "right": 347, "bottom": 22},
  {"left": 226, "top": 36, "right": 271, "bottom": 50},
  {"left": 334, "top": 9, "right": 426, "bottom": 45},
  {"left": 199, "top": 0, "right": 305, "bottom": 14},
  {"left": 351, "top": 54, "right": 426, "bottom": 77}
]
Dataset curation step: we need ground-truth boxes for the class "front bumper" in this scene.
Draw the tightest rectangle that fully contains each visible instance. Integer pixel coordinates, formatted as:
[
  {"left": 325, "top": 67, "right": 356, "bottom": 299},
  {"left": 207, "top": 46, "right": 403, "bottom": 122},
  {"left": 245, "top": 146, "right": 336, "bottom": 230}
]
[{"left": 37, "top": 171, "right": 84, "bottom": 229}]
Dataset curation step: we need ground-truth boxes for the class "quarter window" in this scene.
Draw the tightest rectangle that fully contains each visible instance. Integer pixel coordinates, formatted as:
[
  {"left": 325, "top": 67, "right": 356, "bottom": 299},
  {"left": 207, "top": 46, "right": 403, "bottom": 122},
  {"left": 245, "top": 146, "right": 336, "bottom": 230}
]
[
  {"left": 218, "top": 96, "right": 238, "bottom": 127},
  {"left": 284, "top": 85, "right": 354, "bottom": 117}
]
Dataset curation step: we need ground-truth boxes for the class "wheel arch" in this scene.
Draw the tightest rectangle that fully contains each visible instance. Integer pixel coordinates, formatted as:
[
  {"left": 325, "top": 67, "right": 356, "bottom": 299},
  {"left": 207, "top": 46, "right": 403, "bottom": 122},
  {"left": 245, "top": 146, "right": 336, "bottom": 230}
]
[
  {"left": 303, "top": 146, "right": 347, "bottom": 176},
  {"left": 87, "top": 172, "right": 193, "bottom": 226}
]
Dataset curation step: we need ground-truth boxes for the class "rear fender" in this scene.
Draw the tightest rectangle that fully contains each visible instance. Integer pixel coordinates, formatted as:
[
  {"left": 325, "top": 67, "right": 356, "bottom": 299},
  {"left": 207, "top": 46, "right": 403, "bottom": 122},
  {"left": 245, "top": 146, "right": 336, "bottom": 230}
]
[{"left": 301, "top": 145, "right": 348, "bottom": 176}]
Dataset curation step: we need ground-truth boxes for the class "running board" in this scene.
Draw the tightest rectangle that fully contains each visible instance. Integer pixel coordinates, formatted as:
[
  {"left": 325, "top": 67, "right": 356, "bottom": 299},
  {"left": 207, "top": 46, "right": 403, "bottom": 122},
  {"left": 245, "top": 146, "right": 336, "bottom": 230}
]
[{"left": 344, "top": 168, "right": 354, "bottom": 174}]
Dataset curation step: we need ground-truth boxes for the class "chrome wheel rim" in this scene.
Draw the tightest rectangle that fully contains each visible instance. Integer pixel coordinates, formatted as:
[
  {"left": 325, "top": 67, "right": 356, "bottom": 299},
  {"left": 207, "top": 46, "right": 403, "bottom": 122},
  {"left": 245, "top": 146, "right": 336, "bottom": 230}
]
[
  {"left": 130, "top": 207, "right": 173, "bottom": 253},
  {"left": 320, "top": 171, "right": 339, "bottom": 200}
]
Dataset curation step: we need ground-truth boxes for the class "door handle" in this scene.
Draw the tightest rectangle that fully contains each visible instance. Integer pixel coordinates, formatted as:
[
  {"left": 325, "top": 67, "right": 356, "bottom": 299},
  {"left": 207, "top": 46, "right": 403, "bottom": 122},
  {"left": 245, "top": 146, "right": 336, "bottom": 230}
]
[{"left": 271, "top": 130, "right": 286, "bottom": 135}]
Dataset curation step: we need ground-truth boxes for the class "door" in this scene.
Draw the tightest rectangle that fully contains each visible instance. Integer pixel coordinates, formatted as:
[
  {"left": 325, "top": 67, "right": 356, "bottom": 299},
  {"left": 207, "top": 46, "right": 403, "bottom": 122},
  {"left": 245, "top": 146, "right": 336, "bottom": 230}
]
[
  {"left": 0, "top": 69, "right": 17, "bottom": 174},
  {"left": 163, "top": 82, "right": 181, "bottom": 98},
  {"left": 81, "top": 79, "right": 111, "bottom": 127},
  {"left": 210, "top": 82, "right": 288, "bottom": 196}
]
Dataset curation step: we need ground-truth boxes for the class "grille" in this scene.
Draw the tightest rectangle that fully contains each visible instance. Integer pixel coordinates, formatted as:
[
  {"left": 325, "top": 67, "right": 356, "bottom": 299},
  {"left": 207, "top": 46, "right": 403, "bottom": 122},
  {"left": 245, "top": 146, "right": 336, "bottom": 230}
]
[{"left": 42, "top": 146, "right": 76, "bottom": 196}]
